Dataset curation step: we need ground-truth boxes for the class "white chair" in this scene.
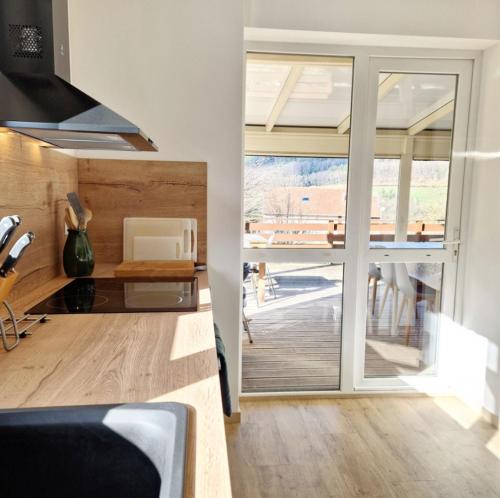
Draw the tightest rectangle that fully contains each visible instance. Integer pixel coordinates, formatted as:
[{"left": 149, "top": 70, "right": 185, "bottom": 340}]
[
  {"left": 395, "top": 263, "right": 428, "bottom": 345},
  {"left": 368, "top": 263, "right": 382, "bottom": 315},
  {"left": 394, "top": 263, "right": 416, "bottom": 325},
  {"left": 378, "top": 263, "right": 396, "bottom": 319}
]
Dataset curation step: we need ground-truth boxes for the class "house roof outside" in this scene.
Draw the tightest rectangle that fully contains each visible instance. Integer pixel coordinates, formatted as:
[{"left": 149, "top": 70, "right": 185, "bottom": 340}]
[{"left": 263, "top": 185, "right": 380, "bottom": 221}]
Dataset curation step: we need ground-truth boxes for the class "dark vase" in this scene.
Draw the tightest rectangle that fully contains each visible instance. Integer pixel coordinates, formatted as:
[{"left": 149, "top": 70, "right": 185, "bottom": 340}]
[{"left": 63, "top": 229, "right": 95, "bottom": 277}]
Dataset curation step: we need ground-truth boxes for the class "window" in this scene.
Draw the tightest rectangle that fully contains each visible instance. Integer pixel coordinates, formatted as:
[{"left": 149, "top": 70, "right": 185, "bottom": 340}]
[
  {"left": 244, "top": 54, "right": 354, "bottom": 252},
  {"left": 408, "top": 160, "right": 449, "bottom": 241},
  {"left": 368, "top": 72, "right": 456, "bottom": 248},
  {"left": 244, "top": 155, "right": 348, "bottom": 248},
  {"left": 370, "top": 158, "right": 400, "bottom": 242}
]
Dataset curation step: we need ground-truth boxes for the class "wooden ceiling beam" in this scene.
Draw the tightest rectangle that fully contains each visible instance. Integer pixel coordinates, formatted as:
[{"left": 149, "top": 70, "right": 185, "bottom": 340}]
[
  {"left": 265, "top": 65, "right": 304, "bottom": 132},
  {"left": 407, "top": 91, "right": 455, "bottom": 136},
  {"left": 337, "top": 73, "right": 405, "bottom": 135}
]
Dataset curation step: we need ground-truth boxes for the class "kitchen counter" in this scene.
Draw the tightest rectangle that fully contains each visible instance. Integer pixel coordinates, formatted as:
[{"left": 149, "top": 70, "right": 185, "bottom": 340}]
[{"left": 0, "top": 265, "right": 232, "bottom": 498}]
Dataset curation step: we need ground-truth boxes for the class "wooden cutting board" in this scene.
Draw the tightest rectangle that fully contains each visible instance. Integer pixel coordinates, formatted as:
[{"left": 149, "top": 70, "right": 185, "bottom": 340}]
[{"left": 114, "top": 260, "right": 195, "bottom": 278}]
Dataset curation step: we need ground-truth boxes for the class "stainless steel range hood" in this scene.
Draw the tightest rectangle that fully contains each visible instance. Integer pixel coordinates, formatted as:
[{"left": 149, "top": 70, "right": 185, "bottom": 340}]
[{"left": 0, "top": 0, "right": 157, "bottom": 151}]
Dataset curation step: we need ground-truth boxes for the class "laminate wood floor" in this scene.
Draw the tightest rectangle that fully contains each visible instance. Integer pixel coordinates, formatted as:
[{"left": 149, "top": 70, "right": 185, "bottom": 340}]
[{"left": 226, "top": 397, "right": 500, "bottom": 498}]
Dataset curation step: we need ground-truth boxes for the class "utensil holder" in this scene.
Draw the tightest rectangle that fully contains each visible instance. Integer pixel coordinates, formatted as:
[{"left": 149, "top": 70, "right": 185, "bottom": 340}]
[
  {"left": 0, "top": 272, "right": 48, "bottom": 352},
  {"left": 0, "top": 303, "right": 49, "bottom": 351},
  {"left": 0, "top": 272, "right": 17, "bottom": 303},
  {"left": 63, "top": 229, "right": 95, "bottom": 277}
]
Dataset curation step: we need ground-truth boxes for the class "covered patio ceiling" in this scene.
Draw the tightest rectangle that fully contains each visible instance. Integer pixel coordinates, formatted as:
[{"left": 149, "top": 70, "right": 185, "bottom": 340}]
[{"left": 245, "top": 53, "right": 456, "bottom": 134}]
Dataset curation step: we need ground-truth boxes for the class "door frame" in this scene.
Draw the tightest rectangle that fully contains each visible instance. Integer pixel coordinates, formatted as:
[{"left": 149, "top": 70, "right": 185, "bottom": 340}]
[
  {"left": 241, "top": 41, "right": 481, "bottom": 397},
  {"left": 353, "top": 57, "right": 474, "bottom": 391}
]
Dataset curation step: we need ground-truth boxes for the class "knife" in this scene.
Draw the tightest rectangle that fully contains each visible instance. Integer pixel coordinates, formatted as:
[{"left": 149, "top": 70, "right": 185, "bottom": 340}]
[
  {"left": 0, "top": 232, "right": 35, "bottom": 277},
  {"left": 67, "top": 192, "right": 85, "bottom": 230},
  {"left": 0, "top": 215, "right": 21, "bottom": 255}
]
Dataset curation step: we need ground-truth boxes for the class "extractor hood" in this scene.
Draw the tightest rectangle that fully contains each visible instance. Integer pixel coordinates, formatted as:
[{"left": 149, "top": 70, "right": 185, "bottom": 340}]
[{"left": 0, "top": 0, "right": 157, "bottom": 151}]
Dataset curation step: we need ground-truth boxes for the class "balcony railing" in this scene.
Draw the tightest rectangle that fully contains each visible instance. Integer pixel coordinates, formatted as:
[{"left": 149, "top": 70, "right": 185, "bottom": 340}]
[{"left": 245, "top": 220, "right": 445, "bottom": 247}]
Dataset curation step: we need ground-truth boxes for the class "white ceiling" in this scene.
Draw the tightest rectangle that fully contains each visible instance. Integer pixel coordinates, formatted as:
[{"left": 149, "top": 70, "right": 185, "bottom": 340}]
[
  {"left": 244, "top": 27, "right": 499, "bottom": 51},
  {"left": 245, "top": 60, "right": 456, "bottom": 132}
]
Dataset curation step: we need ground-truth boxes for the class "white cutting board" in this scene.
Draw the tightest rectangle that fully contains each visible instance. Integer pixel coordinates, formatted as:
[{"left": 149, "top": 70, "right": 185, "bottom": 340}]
[
  {"left": 133, "top": 235, "right": 182, "bottom": 260},
  {"left": 123, "top": 217, "right": 197, "bottom": 261}
]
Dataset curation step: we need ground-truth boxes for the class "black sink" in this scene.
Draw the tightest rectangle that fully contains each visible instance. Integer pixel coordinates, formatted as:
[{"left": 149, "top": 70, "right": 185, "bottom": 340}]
[{"left": 0, "top": 402, "right": 188, "bottom": 498}]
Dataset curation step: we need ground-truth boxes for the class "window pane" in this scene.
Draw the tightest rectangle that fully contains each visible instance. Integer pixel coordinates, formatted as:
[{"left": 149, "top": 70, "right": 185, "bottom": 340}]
[
  {"left": 242, "top": 262, "right": 343, "bottom": 392},
  {"left": 244, "top": 156, "right": 348, "bottom": 248},
  {"left": 369, "top": 72, "right": 457, "bottom": 249},
  {"left": 370, "top": 158, "right": 400, "bottom": 242},
  {"left": 365, "top": 262, "right": 442, "bottom": 377},
  {"left": 244, "top": 54, "right": 353, "bottom": 249},
  {"left": 408, "top": 160, "right": 449, "bottom": 241}
]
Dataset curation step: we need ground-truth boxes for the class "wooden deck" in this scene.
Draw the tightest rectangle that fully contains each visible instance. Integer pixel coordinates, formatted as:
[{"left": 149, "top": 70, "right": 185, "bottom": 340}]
[{"left": 242, "top": 264, "right": 433, "bottom": 393}]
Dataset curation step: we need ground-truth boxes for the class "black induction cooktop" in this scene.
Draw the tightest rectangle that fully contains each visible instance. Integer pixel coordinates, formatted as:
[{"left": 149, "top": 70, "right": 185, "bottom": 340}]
[{"left": 27, "top": 277, "right": 198, "bottom": 314}]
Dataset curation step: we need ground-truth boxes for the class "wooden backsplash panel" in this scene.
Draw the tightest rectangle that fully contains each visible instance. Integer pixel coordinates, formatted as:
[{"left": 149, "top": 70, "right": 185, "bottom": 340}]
[
  {"left": 78, "top": 159, "right": 207, "bottom": 264},
  {"left": 0, "top": 132, "right": 78, "bottom": 302}
]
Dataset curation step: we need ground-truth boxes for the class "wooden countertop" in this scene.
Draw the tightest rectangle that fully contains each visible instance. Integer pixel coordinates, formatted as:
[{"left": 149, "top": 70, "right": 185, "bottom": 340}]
[{"left": 0, "top": 265, "right": 232, "bottom": 498}]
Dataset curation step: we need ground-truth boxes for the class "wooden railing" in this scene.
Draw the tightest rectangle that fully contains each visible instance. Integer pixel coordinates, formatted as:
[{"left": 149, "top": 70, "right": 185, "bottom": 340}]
[{"left": 245, "top": 221, "right": 444, "bottom": 247}]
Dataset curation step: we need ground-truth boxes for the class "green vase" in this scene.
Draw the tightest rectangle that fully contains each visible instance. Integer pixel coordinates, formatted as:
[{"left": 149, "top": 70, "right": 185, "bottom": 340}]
[{"left": 63, "top": 229, "right": 95, "bottom": 277}]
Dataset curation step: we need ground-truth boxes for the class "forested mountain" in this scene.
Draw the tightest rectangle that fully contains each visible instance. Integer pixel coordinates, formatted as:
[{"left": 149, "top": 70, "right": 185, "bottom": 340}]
[{"left": 244, "top": 155, "right": 449, "bottom": 223}]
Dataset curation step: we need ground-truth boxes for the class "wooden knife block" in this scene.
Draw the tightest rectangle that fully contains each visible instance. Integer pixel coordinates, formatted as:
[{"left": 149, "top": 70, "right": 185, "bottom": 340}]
[
  {"left": 114, "top": 260, "right": 195, "bottom": 278},
  {"left": 0, "top": 272, "right": 18, "bottom": 303}
]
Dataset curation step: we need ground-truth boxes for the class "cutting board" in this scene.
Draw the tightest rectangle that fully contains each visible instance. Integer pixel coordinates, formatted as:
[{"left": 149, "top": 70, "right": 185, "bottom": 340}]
[
  {"left": 124, "top": 218, "right": 197, "bottom": 261},
  {"left": 133, "top": 235, "right": 182, "bottom": 260},
  {"left": 114, "top": 260, "right": 195, "bottom": 278}
]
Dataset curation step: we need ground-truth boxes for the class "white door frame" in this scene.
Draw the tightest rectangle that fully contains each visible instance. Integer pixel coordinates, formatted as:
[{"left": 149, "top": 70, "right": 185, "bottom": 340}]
[
  {"left": 241, "top": 41, "right": 480, "bottom": 397},
  {"left": 353, "top": 57, "right": 474, "bottom": 391}
]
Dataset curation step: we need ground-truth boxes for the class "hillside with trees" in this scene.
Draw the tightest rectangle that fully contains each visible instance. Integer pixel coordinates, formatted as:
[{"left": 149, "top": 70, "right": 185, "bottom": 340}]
[{"left": 245, "top": 155, "right": 449, "bottom": 224}]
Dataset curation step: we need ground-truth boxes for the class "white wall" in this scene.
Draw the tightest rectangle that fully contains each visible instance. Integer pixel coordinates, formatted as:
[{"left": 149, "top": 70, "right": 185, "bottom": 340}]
[
  {"left": 246, "top": 0, "right": 500, "bottom": 43},
  {"left": 67, "top": 0, "right": 244, "bottom": 409},
  {"left": 459, "top": 42, "right": 500, "bottom": 419},
  {"left": 65, "top": 0, "right": 500, "bottom": 417}
]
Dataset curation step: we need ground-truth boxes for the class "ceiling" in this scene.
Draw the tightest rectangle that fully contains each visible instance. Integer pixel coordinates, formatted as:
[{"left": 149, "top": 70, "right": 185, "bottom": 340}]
[{"left": 245, "top": 56, "right": 456, "bottom": 133}]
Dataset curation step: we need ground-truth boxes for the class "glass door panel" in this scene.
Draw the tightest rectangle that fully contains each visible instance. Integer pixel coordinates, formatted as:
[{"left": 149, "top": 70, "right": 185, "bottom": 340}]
[
  {"left": 244, "top": 54, "right": 354, "bottom": 250},
  {"left": 358, "top": 57, "right": 472, "bottom": 389},
  {"left": 408, "top": 159, "right": 449, "bottom": 241},
  {"left": 243, "top": 53, "right": 354, "bottom": 393},
  {"left": 244, "top": 155, "right": 348, "bottom": 249},
  {"left": 242, "top": 262, "right": 344, "bottom": 392},
  {"left": 369, "top": 72, "right": 457, "bottom": 249},
  {"left": 370, "top": 158, "right": 401, "bottom": 242},
  {"left": 365, "top": 262, "right": 442, "bottom": 377}
]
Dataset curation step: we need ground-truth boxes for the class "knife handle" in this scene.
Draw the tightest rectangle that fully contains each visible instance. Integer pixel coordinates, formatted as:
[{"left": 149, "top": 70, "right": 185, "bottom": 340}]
[
  {"left": 0, "top": 216, "right": 21, "bottom": 254},
  {"left": 0, "top": 232, "right": 35, "bottom": 277},
  {"left": 0, "top": 255, "right": 16, "bottom": 278}
]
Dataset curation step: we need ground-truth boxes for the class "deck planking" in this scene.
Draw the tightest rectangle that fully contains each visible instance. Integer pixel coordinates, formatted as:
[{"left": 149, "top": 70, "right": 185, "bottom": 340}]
[{"left": 243, "top": 266, "right": 431, "bottom": 392}]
